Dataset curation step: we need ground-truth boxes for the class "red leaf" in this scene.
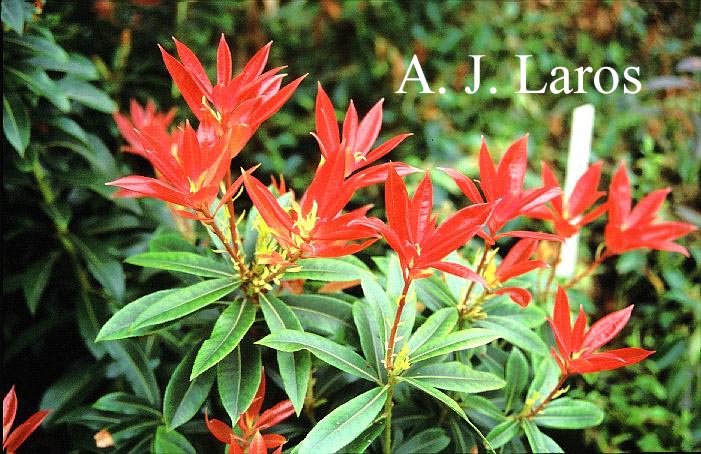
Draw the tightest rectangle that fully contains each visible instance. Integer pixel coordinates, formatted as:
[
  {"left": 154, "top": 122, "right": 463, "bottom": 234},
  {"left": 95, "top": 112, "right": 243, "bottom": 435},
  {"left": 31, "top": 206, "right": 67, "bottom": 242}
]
[
  {"left": 3, "top": 386, "right": 17, "bottom": 445},
  {"left": 217, "top": 34, "right": 232, "bottom": 85},
  {"left": 256, "top": 400, "right": 295, "bottom": 430},
  {"left": 315, "top": 83, "right": 340, "bottom": 155},
  {"left": 493, "top": 287, "right": 531, "bottom": 307},
  {"left": 159, "top": 45, "right": 205, "bottom": 120},
  {"left": 581, "top": 305, "right": 634, "bottom": 352},
  {"left": 3, "top": 410, "right": 49, "bottom": 453}
]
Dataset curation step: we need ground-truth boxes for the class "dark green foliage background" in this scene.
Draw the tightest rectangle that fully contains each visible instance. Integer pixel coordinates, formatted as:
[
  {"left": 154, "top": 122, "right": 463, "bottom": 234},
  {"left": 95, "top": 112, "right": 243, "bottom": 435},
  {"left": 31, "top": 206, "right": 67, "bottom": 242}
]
[{"left": 3, "top": 0, "right": 700, "bottom": 452}]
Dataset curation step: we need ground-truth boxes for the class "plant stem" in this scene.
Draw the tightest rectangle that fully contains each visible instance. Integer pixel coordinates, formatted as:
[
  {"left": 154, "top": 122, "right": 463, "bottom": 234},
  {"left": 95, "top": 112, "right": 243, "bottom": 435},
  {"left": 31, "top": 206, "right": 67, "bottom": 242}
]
[
  {"left": 460, "top": 245, "right": 490, "bottom": 309},
  {"left": 564, "top": 249, "right": 610, "bottom": 289},
  {"left": 201, "top": 205, "right": 248, "bottom": 278},
  {"left": 383, "top": 379, "right": 395, "bottom": 454},
  {"left": 382, "top": 277, "right": 412, "bottom": 454},
  {"left": 384, "top": 278, "right": 413, "bottom": 371},
  {"left": 527, "top": 374, "right": 568, "bottom": 418},
  {"left": 542, "top": 241, "right": 562, "bottom": 300}
]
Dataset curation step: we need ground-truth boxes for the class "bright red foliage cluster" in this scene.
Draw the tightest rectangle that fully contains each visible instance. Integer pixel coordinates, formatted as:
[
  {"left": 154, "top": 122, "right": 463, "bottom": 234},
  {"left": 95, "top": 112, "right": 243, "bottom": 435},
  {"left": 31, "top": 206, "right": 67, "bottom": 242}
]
[
  {"left": 206, "top": 371, "right": 294, "bottom": 454},
  {"left": 548, "top": 287, "right": 654, "bottom": 376},
  {"left": 3, "top": 387, "right": 49, "bottom": 454},
  {"left": 102, "top": 37, "right": 698, "bottom": 449}
]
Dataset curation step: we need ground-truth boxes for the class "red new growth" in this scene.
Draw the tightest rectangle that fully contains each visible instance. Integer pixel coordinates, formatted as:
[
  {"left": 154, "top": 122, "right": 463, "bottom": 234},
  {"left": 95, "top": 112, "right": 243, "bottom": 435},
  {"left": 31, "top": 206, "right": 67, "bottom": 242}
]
[
  {"left": 440, "top": 135, "right": 562, "bottom": 243},
  {"left": 548, "top": 287, "right": 654, "bottom": 376},
  {"left": 605, "top": 163, "right": 697, "bottom": 256},
  {"left": 243, "top": 151, "right": 380, "bottom": 259},
  {"left": 206, "top": 371, "right": 294, "bottom": 454},
  {"left": 113, "top": 99, "right": 176, "bottom": 157},
  {"left": 491, "top": 238, "right": 547, "bottom": 307},
  {"left": 313, "top": 83, "right": 412, "bottom": 179},
  {"left": 3, "top": 386, "right": 50, "bottom": 454},
  {"left": 107, "top": 121, "right": 237, "bottom": 213},
  {"left": 363, "top": 165, "right": 495, "bottom": 282},
  {"left": 160, "top": 36, "right": 305, "bottom": 157},
  {"left": 528, "top": 161, "right": 607, "bottom": 238}
]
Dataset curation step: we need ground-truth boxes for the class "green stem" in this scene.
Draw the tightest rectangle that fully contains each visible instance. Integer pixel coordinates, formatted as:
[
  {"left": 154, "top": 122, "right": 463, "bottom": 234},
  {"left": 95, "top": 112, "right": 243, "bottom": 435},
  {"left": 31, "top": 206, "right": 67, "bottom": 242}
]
[
  {"left": 460, "top": 245, "right": 489, "bottom": 309},
  {"left": 527, "top": 374, "right": 568, "bottom": 418},
  {"left": 383, "top": 379, "right": 395, "bottom": 454}
]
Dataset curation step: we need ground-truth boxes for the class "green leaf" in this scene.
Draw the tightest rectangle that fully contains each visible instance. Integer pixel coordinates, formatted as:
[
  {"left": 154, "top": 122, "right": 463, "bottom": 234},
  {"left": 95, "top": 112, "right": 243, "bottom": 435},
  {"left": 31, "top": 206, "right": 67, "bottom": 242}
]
[
  {"left": 93, "top": 393, "right": 161, "bottom": 418},
  {"left": 398, "top": 377, "right": 493, "bottom": 453},
  {"left": 504, "top": 347, "right": 529, "bottom": 413},
  {"left": 477, "top": 316, "right": 549, "bottom": 356},
  {"left": 522, "top": 420, "right": 564, "bottom": 453},
  {"left": 1, "top": 0, "right": 26, "bottom": 34},
  {"left": 149, "top": 233, "right": 198, "bottom": 253},
  {"left": 297, "top": 387, "right": 388, "bottom": 454},
  {"left": 395, "top": 428, "right": 450, "bottom": 454},
  {"left": 7, "top": 34, "right": 68, "bottom": 60},
  {"left": 360, "top": 278, "right": 392, "bottom": 347},
  {"left": 126, "top": 252, "right": 235, "bottom": 278},
  {"left": 406, "top": 361, "right": 505, "bottom": 393},
  {"left": 3, "top": 94, "right": 30, "bottom": 156},
  {"left": 22, "top": 252, "right": 59, "bottom": 313},
  {"left": 286, "top": 257, "right": 375, "bottom": 282},
  {"left": 527, "top": 357, "right": 560, "bottom": 405},
  {"left": 6, "top": 65, "right": 70, "bottom": 112},
  {"left": 164, "top": 346, "right": 216, "bottom": 430},
  {"left": 533, "top": 398, "right": 604, "bottom": 429},
  {"left": 259, "top": 294, "right": 311, "bottom": 415},
  {"left": 486, "top": 419, "right": 520, "bottom": 449},
  {"left": 415, "top": 275, "right": 458, "bottom": 310},
  {"left": 51, "top": 117, "right": 88, "bottom": 142},
  {"left": 257, "top": 329, "right": 379, "bottom": 383},
  {"left": 57, "top": 76, "right": 117, "bottom": 113},
  {"left": 71, "top": 234, "right": 125, "bottom": 301},
  {"left": 407, "top": 307, "right": 458, "bottom": 356},
  {"left": 410, "top": 328, "right": 500, "bottom": 363},
  {"left": 353, "top": 300, "right": 386, "bottom": 380},
  {"left": 40, "top": 362, "right": 101, "bottom": 425},
  {"left": 340, "top": 420, "right": 385, "bottom": 453},
  {"left": 133, "top": 278, "right": 239, "bottom": 329},
  {"left": 153, "top": 426, "right": 196, "bottom": 454},
  {"left": 282, "top": 294, "right": 353, "bottom": 336},
  {"left": 104, "top": 340, "right": 160, "bottom": 406},
  {"left": 217, "top": 340, "right": 262, "bottom": 423},
  {"left": 28, "top": 54, "right": 99, "bottom": 79},
  {"left": 191, "top": 299, "right": 256, "bottom": 379},
  {"left": 96, "top": 290, "right": 178, "bottom": 341}
]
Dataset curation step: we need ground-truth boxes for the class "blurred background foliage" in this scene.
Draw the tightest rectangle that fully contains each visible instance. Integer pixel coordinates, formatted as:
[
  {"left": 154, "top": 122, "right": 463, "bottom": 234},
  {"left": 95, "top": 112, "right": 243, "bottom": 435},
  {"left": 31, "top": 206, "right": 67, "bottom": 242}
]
[{"left": 3, "top": 0, "right": 700, "bottom": 452}]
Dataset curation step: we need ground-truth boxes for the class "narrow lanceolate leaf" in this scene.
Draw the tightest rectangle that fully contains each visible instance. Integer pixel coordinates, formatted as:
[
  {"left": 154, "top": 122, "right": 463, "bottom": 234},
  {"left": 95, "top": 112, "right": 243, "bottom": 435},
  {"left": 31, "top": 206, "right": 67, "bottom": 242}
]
[
  {"left": 133, "top": 279, "right": 239, "bottom": 329},
  {"left": 104, "top": 340, "right": 160, "bottom": 406},
  {"left": 410, "top": 328, "right": 500, "bottom": 363},
  {"left": 406, "top": 362, "right": 505, "bottom": 393},
  {"left": 477, "top": 316, "right": 549, "bottom": 356},
  {"left": 191, "top": 299, "right": 256, "bottom": 379},
  {"left": 257, "top": 329, "right": 379, "bottom": 383},
  {"left": 259, "top": 294, "right": 311, "bottom": 415},
  {"left": 486, "top": 419, "right": 521, "bottom": 449},
  {"left": 353, "top": 300, "right": 386, "bottom": 380},
  {"left": 217, "top": 341, "right": 261, "bottom": 423},
  {"left": 399, "top": 377, "right": 494, "bottom": 453},
  {"left": 341, "top": 420, "right": 385, "bottom": 453},
  {"left": 96, "top": 289, "right": 178, "bottom": 341},
  {"left": 153, "top": 426, "right": 196, "bottom": 454},
  {"left": 286, "top": 257, "right": 376, "bottom": 282},
  {"left": 297, "top": 387, "right": 388, "bottom": 454},
  {"left": 282, "top": 294, "right": 353, "bottom": 336},
  {"left": 407, "top": 307, "right": 458, "bottom": 356},
  {"left": 504, "top": 347, "right": 529, "bottom": 413},
  {"left": 92, "top": 393, "right": 161, "bottom": 418},
  {"left": 533, "top": 398, "right": 604, "bottom": 429},
  {"left": 395, "top": 428, "right": 451, "bottom": 454},
  {"left": 522, "top": 420, "right": 564, "bottom": 453},
  {"left": 126, "top": 252, "right": 235, "bottom": 278},
  {"left": 3, "top": 93, "right": 30, "bottom": 156},
  {"left": 164, "top": 346, "right": 215, "bottom": 430}
]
